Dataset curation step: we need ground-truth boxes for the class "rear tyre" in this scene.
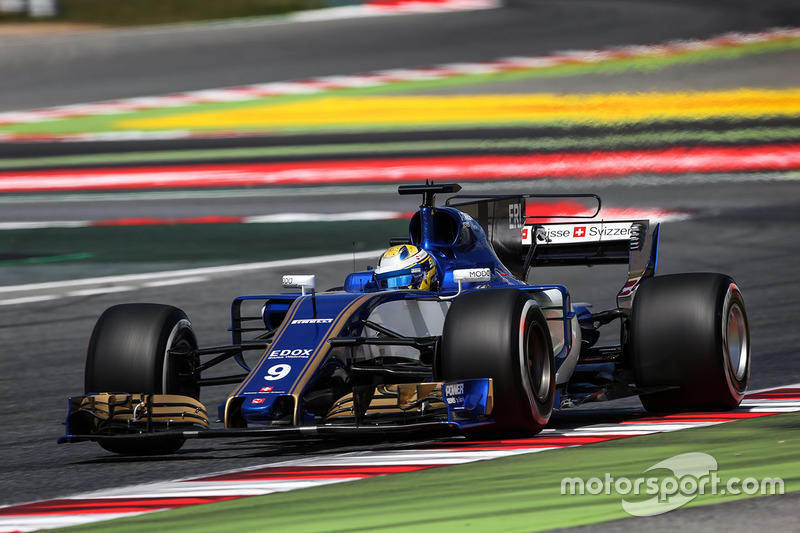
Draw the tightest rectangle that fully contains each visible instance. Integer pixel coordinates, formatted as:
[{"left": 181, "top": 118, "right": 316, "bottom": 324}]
[
  {"left": 85, "top": 303, "right": 199, "bottom": 454},
  {"left": 631, "top": 273, "right": 749, "bottom": 412},
  {"left": 441, "top": 289, "right": 554, "bottom": 434}
]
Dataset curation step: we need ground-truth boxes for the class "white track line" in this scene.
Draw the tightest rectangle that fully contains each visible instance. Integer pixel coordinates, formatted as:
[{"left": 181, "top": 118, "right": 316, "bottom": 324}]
[
  {"left": 0, "top": 250, "right": 384, "bottom": 306},
  {"left": 0, "top": 211, "right": 408, "bottom": 231}
]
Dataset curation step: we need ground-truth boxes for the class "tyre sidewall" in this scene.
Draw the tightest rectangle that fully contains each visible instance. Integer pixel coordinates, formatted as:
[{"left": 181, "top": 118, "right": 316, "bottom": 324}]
[{"left": 718, "top": 282, "right": 750, "bottom": 400}]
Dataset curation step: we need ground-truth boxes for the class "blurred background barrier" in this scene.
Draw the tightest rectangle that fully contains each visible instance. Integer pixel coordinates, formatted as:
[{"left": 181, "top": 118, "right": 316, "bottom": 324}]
[
  {"left": 0, "top": 0, "right": 57, "bottom": 17},
  {"left": 0, "top": 0, "right": 331, "bottom": 24}
]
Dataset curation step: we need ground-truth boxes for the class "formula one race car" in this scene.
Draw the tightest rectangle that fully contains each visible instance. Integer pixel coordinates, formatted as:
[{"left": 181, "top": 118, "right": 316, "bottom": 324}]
[{"left": 60, "top": 183, "right": 750, "bottom": 454}]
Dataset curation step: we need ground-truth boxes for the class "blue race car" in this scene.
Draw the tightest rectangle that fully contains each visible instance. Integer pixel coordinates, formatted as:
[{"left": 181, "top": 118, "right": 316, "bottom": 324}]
[{"left": 61, "top": 183, "right": 750, "bottom": 454}]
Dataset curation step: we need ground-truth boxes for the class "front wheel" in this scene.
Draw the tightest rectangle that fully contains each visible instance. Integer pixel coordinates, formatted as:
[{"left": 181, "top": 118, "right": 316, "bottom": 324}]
[
  {"left": 441, "top": 289, "right": 555, "bottom": 434},
  {"left": 631, "top": 273, "right": 750, "bottom": 412},
  {"left": 85, "top": 303, "right": 199, "bottom": 454}
]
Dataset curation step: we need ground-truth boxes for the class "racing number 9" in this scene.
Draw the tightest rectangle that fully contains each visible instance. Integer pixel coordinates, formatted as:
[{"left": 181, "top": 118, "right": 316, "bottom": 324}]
[{"left": 264, "top": 364, "right": 291, "bottom": 381}]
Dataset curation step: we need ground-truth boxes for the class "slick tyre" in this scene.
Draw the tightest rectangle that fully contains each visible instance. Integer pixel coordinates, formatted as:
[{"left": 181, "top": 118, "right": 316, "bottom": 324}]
[
  {"left": 85, "top": 303, "right": 199, "bottom": 455},
  {"left": 631, "top": 273, "right": 750, "bottom": 413},
  {"left": 441, "top": 289, "right": 554, "bottom": 434}
]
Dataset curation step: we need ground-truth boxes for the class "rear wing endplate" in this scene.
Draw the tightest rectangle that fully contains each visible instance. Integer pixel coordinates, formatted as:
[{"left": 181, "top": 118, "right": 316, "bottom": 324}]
[{"left": 446, "top": 193, "right": 659, "bottom": 308}]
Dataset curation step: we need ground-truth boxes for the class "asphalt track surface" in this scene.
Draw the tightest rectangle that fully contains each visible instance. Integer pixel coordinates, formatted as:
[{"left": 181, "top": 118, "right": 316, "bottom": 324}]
[
  {"left": 2, "top": 181, "right": 799, "bottom": 520},
  {"left": 1, "top": 0, "right": 800, "bottom": 530}
]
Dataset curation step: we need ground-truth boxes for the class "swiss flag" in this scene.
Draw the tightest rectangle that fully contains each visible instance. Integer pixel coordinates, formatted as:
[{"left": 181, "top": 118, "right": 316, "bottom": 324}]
[{"left": 573, "top": 226, "right": 587, "bottom": 238}]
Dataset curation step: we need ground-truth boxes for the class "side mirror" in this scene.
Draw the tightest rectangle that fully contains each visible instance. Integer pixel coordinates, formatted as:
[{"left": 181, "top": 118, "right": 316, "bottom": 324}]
[
  {"left": 453, "top": 268, "right": 492, "bottom": 284},
  {"left": 442, "top": 268, "right": 492, "bottom": 300},
  {"left": 282, "top": 275, "right": 316, "bottom": 296}
]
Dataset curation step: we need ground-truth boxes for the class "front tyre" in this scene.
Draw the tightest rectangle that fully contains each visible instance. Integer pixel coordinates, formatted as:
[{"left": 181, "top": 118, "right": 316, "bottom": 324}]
[
  {"left": 85, "top": 303, "right": 199, "bottom": 454},
  {"left": 631, "top": 273, "right": 750, "bottom": 412},
  {"left": 441, "top": 289, "right": 555, "bottom": 434}
]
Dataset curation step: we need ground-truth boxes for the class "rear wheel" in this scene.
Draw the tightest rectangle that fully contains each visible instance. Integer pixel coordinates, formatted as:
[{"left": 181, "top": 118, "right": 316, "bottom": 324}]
[
  {"left": 441, "top": 289, "right": 554, "bottom": 434},
  {"left": 631, "top": 273, "right": 749, "bottom": 412},
  {"left": 85, "top": 303, "right": 199, "bottom": 454}
]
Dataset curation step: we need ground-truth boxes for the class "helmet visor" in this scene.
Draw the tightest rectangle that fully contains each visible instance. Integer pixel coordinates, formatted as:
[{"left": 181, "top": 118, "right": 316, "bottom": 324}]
[{"left": 379, "top": 274, "right": 414, "bottom": 290}]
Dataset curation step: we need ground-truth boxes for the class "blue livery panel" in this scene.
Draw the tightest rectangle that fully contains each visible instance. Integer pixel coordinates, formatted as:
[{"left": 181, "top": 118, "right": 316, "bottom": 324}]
[{"left": 234, "top": 292, "right": 367, "bottom": 423}]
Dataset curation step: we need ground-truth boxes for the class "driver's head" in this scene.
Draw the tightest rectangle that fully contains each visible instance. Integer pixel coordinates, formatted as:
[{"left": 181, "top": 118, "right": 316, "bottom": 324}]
[{"left": 374, "top": 245, "right": 437, "bottom": 291}]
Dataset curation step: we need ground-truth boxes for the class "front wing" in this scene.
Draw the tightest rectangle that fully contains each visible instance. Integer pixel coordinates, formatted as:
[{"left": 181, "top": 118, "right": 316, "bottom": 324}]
[{"left": 60, "top": 378, "right": 494, "bottom": 445}]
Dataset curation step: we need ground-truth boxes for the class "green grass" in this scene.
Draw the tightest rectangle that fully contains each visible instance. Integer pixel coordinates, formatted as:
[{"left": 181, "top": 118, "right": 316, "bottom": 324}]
[
  {"left": 55, "top": 411, "right": 800, "bottom": 532},
  {"left": 0, "top": 0, "right": 330, "bottom": 26},
  {"left": 0, "top": 219, "right": 407, "bottom": 266},
  {"left": 0, "top": 93, "right": 321, "bottom": 136}
]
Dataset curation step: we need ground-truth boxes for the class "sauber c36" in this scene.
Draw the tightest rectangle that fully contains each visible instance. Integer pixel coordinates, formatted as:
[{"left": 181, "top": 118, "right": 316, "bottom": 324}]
[{"left": 60, "top": 183, "right": 750, "bottom": 454}]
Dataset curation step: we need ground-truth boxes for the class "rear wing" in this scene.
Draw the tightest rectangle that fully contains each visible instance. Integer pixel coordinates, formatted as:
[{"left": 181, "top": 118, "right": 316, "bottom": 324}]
[{"left": 446, "top": 194, "right": 659, "bottom": 308}]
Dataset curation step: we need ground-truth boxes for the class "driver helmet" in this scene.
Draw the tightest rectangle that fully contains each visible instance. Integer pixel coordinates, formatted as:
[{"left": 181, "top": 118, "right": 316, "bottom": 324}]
[{"left": 374, "top": 245, "right": 437, "bottom": 291}]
